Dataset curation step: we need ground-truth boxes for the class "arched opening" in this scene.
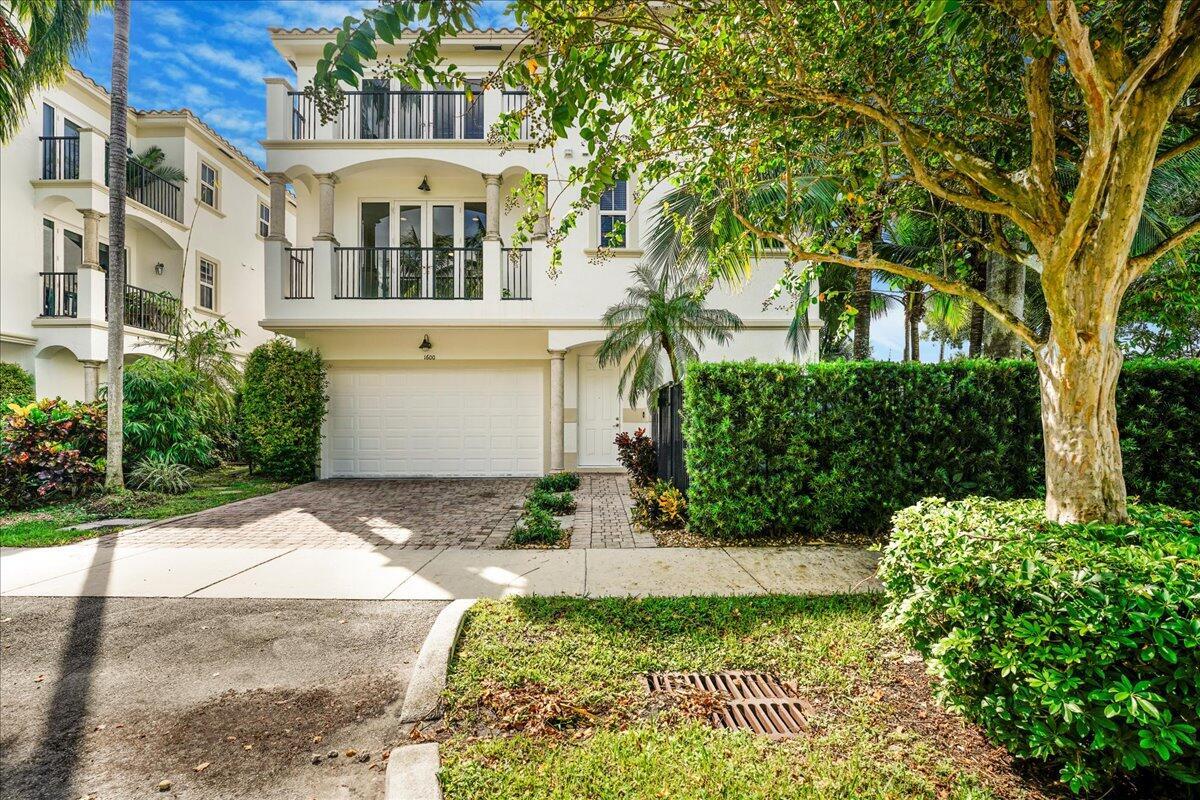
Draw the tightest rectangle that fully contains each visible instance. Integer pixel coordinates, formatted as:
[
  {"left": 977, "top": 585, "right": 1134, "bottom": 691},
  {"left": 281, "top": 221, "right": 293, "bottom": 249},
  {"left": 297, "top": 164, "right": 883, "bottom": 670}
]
[{"left": 34, "top": 345, "right": 85, "bottom": 403}]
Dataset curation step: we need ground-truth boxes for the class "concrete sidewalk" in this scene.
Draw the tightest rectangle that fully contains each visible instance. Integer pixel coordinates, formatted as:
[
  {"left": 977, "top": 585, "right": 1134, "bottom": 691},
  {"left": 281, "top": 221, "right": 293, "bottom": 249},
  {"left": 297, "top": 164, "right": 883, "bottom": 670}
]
[{"left": 1, "top": 540, "right": 880, "bottom": 599}]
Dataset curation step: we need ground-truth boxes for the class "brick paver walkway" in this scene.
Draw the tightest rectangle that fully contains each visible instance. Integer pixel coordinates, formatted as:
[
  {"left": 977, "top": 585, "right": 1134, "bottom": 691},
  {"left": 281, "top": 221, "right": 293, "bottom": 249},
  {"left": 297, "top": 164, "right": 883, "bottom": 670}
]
[{"left": 118, "top": 475, "right": 647, "bottom": 550}]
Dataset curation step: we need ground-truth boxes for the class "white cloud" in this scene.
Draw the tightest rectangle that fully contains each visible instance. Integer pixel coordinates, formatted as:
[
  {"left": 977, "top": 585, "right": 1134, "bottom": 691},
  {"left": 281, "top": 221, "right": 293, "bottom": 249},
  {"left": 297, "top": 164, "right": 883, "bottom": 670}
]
[
  {"left": 137, "top": 1, "right": 188, "bottom": 30},
  {"left": 204, "top": 107, "right": 262, "bottom": 134}
]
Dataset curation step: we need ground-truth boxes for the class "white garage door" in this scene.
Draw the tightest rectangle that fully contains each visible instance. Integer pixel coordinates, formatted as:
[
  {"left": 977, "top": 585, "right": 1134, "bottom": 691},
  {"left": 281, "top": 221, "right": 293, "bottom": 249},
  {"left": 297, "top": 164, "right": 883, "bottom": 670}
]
[{"left": 326, "top": 365, "right": 544, "bottom": 477}]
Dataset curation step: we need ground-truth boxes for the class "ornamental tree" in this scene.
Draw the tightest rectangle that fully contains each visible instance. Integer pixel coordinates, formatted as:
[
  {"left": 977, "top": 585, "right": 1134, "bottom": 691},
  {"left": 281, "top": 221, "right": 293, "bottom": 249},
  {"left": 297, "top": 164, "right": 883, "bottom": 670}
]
[{"left": 312, "top": 0, "right": 1200, "bottom": 524}]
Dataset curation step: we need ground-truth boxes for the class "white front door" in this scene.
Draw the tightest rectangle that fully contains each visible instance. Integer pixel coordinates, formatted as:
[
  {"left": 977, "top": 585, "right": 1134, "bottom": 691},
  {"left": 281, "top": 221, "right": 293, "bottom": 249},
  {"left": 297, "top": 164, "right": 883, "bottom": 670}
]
[{"left": 578, "top": 356, "right": 621, "bottom": 467}]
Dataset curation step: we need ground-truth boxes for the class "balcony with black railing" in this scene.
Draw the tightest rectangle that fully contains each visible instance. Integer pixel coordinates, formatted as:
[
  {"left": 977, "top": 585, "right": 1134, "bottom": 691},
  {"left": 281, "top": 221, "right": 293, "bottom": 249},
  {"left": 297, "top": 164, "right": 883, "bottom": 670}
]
[
  {"left": 334, "top": 247, "right": 484, "bottom": 299},
  {"left": 37, "top": 136, "right": 183, "bottom": 222},
  {"left": 284, "top": 247, "right": 314, "bottom": 299},
  {"left": 119, "top": 284, "right": 181, "bottom": 335},
  {"left": 289, "top": 90, "right": 486, "bottom": 141},
  {"left": 501, "top": 247, "right": 532, "bottom": 300},
  {"left": 40, "top": 272, "right": 79, "bottom": 318}
]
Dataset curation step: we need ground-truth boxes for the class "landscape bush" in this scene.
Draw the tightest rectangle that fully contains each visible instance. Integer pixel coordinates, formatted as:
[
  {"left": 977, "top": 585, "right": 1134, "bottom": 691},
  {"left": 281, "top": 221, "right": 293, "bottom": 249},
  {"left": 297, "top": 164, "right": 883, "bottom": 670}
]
[
  {"left": 129, "top": 455, "right": 194, "bottom": 494},
  {"left": 614, "top": 427, "right": 657, "bottom": 487},
  {"left": 0, "top": 363, "right": 35, "bottom": 409},
  {"left": 632, "top": 479, "right": 687, "bottom": 528},
  {"left": 510, "top": 505, "right": 564, "bottom": 545},
  {"left": 535, "top": 472, "right": 581, "bottom": 492},
  {"left": 527, "top": 488, "right": 576, "bottom": 515},
  {"left": 0, "top": 399, "right": 106, "bottom": 509},
  {"left": 879, "top": 497, "right": 1199, "bottom": 793},
  {"left": 238, "top": 339, "right": 327, "bottom": 481},
  {"left": 683, "top": 359, "right": 1199, "bottom": 537},
  {"left": 121, "top": 358, "right": 215, "bottom": 467}
]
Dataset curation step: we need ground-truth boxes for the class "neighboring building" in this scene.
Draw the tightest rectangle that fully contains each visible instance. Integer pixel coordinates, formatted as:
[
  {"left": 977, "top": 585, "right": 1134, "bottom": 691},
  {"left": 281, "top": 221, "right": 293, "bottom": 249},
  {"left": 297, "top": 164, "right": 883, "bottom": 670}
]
[
  {"left": 263, "top": 27, "right": 819, "bottom": 478},
  {"left": 0, "top": 69, "right": 296, "bottom": 402}
]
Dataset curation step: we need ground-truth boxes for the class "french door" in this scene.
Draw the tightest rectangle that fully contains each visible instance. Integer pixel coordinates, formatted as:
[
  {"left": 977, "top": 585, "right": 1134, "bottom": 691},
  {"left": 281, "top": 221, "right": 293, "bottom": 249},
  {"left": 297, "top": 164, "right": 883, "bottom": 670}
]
[{"left": 358, "top": 201, "right": 486, "bottom": 299}]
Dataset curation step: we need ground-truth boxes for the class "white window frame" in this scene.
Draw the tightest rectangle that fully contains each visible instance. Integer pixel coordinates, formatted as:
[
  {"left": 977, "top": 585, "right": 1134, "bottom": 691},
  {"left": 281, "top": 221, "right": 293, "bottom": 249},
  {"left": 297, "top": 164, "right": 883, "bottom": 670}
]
[
  {"left": 257, "top": 200, "right": 270, "bottom": 238},
  {"left": 199, "top": 159, "right": 220, "bottom": 210},
  {"left": 598, "top": 180, "right": 628, "bottom": 249},
  {"left": 197, "top": 254, "right": 218, "bottom": 311}
]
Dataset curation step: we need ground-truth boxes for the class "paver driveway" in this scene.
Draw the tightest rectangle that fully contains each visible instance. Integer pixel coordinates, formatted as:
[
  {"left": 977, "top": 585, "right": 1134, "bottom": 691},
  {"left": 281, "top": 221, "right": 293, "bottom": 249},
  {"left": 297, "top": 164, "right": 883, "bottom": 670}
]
[{"left": 120, "top": 479, "right": 533, "bottom": 550}]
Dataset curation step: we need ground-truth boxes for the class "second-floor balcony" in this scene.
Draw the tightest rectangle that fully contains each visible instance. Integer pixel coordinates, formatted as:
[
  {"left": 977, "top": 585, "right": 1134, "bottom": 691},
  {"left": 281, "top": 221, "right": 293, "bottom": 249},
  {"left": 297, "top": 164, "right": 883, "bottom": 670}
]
[
  {"left": 39, "top": 271, "right": 181, "bottom": 336},
  {"left": 38, "top": 135, "right": 183, "bottom": 222},
  {"left": 283, "top": 88, "right": 530, "bottom": 142}
]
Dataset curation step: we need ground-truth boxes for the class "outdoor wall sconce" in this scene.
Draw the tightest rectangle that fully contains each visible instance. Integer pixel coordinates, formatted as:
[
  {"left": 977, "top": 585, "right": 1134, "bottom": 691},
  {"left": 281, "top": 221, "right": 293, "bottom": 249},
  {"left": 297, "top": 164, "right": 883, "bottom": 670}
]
[
  {"left": 154, "top": 262, "right": 165, "bottom": 275},
  {"left": 418, "top": 176, "right": 431, "bottom": 192},
  {"left": 419, "top": 334, "right": 433, "bottom": 350}
]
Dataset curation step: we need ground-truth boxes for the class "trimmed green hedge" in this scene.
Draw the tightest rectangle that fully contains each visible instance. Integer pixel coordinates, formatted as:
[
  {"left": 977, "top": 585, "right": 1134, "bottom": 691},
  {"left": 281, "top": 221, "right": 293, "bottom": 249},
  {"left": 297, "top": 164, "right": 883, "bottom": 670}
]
[
  {"left": 683, "top": 359, "right": 1199, "bottom": 537},
  {"left": 880, "top": 498, "right": 1199, "bottom": 792},
  {"left": 239, "top": 339, "right": 327, "bottom": 481}
]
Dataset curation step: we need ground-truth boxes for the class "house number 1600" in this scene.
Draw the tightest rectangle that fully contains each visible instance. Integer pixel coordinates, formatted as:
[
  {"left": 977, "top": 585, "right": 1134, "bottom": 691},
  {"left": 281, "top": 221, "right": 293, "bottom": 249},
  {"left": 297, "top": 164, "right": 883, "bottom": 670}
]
[{"left": 424, "top": 354, "right": 436, "bottom": 360}]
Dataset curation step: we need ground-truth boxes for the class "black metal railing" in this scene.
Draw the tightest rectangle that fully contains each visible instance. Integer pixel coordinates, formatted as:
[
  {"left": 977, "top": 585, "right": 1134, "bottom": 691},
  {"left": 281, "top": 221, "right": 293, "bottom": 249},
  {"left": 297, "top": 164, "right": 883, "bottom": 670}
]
[
  {"left": 334, "top": 247, "right": 483, "bottom": 299},
  {"left": 501, "top": 247, "right": 531, "bottom": 299},
  {"left": 501, "top": 90, "right": 531, "bottom": 140},
  {"left": 40, "top": 136, "right": 81, "bottom": 180},
  {"left": 119, "top": 284, "right": 180, "bottom": 335},
  {"left": 285, "top": 247, "right": 314, "bottom": 298},
  {"left": 40, "top": 272, "right": 78, "bottom": 317},
  {"left": 289, "top": 90, "right": 485, "bottom": 140},
  {"left": 125, "top": 158, "right": 182, "bottom": 222}
]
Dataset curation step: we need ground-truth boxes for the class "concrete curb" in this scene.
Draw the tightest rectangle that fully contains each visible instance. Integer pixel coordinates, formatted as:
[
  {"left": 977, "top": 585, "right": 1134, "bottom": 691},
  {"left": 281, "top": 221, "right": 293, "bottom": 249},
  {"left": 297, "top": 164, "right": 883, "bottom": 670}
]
[
  {"left": 384, "top": 742, "right": 442, "bottom": 800},
  {"left": 399, "top": 598, "right": 476, "bottom": 723}
]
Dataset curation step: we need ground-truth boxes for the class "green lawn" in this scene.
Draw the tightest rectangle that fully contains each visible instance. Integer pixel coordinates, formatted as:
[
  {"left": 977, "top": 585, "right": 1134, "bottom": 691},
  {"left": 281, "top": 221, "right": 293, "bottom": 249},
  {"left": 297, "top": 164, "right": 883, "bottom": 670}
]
[
  {"left": 438, "top": 597, "right": 1057, "bottom": 800},
  {"left": 0, "top": 465, "right": 295, "bottom": 547}
]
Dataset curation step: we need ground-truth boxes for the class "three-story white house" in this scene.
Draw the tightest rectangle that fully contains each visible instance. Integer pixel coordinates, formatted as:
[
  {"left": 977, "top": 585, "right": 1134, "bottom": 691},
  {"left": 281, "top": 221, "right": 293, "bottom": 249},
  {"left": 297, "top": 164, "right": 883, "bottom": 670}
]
[
  {"left": 0, "top": 69, "right": 296, "bottom": 402},
  {"left": 263, "top": 27, "right": 819, "bottom": 477}
]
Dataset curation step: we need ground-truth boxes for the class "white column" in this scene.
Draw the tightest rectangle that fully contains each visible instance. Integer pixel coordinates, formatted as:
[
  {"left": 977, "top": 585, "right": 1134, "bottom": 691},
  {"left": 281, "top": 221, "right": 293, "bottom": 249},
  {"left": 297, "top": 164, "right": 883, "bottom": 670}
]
[
  {"left": 81, "top": 360, "right": 104, "bottom": 401},
  {"left": 264, "top": 78, "right": 294, "bottom": 140},
  {"left": 77, "top": 128, "right": 106, "bottom": 185},
  {"left": 267, "top": 172, "right": 289, "bottom": 241},
  {"left": 80, "top": 209, "right": 104, "bottom": 270},
  {"left": 483, "top": 174, "right": 501, "bottom": 241},
  {"left": 483, "top": 238, "right": 502, "bottom": 302},
  {"left": 549, "top": 349, "right": 565, "bottom": 472},
  {"left": 314, "top": 173, "right": 338, "bottom": 242},
  {"left": 313, "top": 239, "right": 336, "bottom": 301}
]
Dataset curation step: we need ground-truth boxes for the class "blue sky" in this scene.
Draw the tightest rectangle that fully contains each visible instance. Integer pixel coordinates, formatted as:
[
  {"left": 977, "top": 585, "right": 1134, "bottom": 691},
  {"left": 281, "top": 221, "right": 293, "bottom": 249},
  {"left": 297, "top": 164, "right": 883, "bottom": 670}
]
[
  {"left": 69, "top": 0, "right": 953, "bottom": 362},
  {"left": 70, "top": 0, "right": 515, "bottom": 166}
]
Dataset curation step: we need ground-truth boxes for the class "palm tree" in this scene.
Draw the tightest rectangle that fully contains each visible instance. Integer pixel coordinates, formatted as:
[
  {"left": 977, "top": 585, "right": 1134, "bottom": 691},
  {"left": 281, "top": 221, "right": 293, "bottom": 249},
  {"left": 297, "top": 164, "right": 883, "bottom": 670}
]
[
  {"left": 104, "top": 0, "right": 129, "bottom": 491},
  {"left": 597, "top": 261, "right": 743, "bottom": 405},
  {"left": 0, "top": 0, "right": 108, "bottom": 142},
  {"left": 130, "top": 145, "right": 185, "bottom": 183}
]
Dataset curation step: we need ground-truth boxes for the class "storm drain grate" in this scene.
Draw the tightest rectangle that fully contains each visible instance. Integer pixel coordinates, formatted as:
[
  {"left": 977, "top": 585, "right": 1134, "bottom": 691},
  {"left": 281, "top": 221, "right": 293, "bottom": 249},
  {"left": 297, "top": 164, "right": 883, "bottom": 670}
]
[{"left": 643, "top": 671, "right": 811, "bottom": 739}]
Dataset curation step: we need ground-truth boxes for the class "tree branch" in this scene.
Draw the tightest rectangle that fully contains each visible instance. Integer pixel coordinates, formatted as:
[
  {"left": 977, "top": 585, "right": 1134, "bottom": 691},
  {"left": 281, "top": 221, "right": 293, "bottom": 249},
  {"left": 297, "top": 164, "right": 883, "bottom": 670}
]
[
  {"left": 1128, "top": 217, "right": 1200, "bottom": 273},
  {"left": 1156, "top": 132, "right": 1200, "bottom": 166},
  {"left": 1025, "top": 55, "right": 1062, "bottom": 223}
]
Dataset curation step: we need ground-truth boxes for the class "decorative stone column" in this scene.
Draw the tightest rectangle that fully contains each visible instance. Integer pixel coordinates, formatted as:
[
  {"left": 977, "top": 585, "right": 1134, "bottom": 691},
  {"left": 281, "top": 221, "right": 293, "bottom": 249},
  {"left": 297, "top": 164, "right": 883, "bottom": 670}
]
[
  {"left": 314, "top": 173, "right": 338, "bottom": 242},
  {"left": 267, "top": 172, "right": 288, "bottom": 241},
  {"left": 80, "top": 209, "right": 105, "bottom": 270},
  {"left": 81, "top": 360, "right": 105, "bottom": 401},
  {"left": 482, "top": 174, "right": 502, "bottom": 241},
  {"left": 549, "top": 349, "right": 565, "bottom": 472},
  {"left": 532, "top": 173, "right": 548, "bottom": 240}
]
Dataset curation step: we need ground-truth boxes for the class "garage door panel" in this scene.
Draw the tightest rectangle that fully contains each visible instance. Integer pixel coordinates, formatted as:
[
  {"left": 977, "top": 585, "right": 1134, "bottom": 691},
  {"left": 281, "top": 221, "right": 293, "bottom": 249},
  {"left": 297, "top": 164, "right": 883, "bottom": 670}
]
[{"left": 326, "top": 365, "right": 543, "bottom": 477}]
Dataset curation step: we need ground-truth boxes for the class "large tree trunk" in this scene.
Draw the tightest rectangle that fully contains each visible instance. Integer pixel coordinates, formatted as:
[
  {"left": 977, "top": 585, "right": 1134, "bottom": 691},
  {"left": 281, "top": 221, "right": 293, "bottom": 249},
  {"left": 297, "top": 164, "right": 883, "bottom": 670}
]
[
  {"left": 1037, "top": 338, "right": 1127, "bottom": 524},
  {"left": 105, "top": 0, "right": 130, "bottom": 491},
  {"left": 852, "top": 264, "right": 871, "bottom": 360},
  {"left": 983, "top": 253, "right": 1026, "bottom": 358}
]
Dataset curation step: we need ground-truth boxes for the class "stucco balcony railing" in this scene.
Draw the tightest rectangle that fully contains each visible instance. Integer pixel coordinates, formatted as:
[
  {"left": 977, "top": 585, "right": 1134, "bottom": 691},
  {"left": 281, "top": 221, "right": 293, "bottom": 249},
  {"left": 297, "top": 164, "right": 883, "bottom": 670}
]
[
  {"left": 288, "top": 90, "right": 485, "bottom": 141},
  {"left": 333, "top": 246, "right": 484, "bottom": 300}
]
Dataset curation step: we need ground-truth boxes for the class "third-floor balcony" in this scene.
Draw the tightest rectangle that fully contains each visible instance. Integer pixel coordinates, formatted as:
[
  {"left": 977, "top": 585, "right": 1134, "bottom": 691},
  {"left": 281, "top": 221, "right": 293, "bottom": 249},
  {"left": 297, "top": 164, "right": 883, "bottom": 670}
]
[{"left": 37, "top": 134, "right": 183, "bottom": 222}]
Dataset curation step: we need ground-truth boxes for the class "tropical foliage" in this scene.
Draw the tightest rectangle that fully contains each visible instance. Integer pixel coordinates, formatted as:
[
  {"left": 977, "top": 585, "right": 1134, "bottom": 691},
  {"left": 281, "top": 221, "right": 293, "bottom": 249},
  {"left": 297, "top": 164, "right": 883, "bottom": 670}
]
[
  {"left": 881, "top": 498, "right": 1199, "bottom": 792},
  {"left": 238, "top": 339, "right": 327, "bottom": 481},
  {"left": 0, "top": 0, "right": 107, "bottom": 142},
  {"left": 130, "top": 145, "right": 184, "bottom": 183},
  {"left": 596, "top": 262, "right": 742, "bottom": 405},
  {"left": 0, "top": 362, "right": 34, "bottom": 409},
  {"left": 0, "top": 399, "right": 106, "bottom": 510},
  {"left": 120, "top": 358, "right": 215, "bottom": 467}
]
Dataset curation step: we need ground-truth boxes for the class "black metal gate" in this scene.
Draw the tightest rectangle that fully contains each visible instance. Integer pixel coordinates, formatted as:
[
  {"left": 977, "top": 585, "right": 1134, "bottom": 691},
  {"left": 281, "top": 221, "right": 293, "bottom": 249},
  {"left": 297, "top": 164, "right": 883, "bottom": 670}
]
[{"left": 651, "top": 382, "right": 688, "bottom": 492}]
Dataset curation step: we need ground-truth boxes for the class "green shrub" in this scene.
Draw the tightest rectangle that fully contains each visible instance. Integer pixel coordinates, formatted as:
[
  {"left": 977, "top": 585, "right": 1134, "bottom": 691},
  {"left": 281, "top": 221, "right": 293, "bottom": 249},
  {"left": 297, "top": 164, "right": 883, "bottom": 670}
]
[
  {"left": 527, "top": 488, "right": 576, "bottom": 515},
  {"left": 879, "top": 497, "right": 1200, "bottom": 793},
  {"left": 535, "top": 472, "right": 581, "bottom": 492},
  {"left": 0, "top": 399, "right": 106, "bottom": 509},
  {"left": 683, "top": 359, "right": 1199, "bottom": 538},
  {"left": 615, "top": 427, "right": 657, "bottom": 487},
  {"left": 239, "top": 339, "right": 327, "bottom": 481},
  {"left": 129, "top": 455, "right": 194, "bottom": 494},
  {"left": 122, "top": 359, "right": 215, "bottom": 467},
  {"left": 633, "top": 479, "right": 687, "bottom": 528},
  {"left": 0, "top": 362, "right": 35, "bottom": 409},
  {"left": 510, "top": 505, "right": 564, "bottom": 545}
]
